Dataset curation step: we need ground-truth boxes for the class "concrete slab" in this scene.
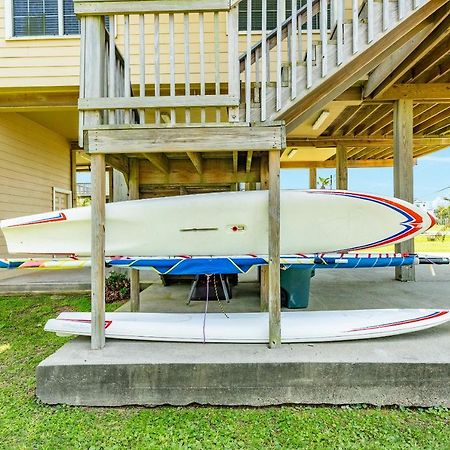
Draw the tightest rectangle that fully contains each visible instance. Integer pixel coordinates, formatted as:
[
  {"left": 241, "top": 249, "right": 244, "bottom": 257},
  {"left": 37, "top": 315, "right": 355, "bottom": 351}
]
[{"left": 37, "top": 264, "right": 450, "bottom": 407}]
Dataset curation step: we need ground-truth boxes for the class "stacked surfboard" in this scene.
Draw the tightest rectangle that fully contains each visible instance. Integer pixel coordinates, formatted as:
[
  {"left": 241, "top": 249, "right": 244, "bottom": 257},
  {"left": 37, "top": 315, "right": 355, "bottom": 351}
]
[{"left": 1, "top": 189, "right": 447, "bottom": 344}]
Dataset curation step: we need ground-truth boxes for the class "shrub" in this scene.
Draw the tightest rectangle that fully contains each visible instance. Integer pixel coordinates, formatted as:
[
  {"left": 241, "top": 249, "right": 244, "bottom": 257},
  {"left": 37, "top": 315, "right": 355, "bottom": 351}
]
[{"left": 105, "top": 271, "right": 130, "bottom": 303}]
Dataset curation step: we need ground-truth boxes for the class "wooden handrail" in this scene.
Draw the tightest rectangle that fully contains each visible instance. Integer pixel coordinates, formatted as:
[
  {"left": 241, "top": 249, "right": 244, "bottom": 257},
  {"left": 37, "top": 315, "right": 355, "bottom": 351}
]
[{"left": 238, "top": 0, "right": 321, "bottom": 72}]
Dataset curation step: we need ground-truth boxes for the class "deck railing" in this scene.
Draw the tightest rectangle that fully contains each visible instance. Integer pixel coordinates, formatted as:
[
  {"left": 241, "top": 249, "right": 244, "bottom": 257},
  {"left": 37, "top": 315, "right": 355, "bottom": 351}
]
[
  {"left": 238, "top": 0, "right": 428, "bottom": 123},
  {"left": 76, "top": 0, "right": 430, "bottom": 143},
  {"left": 76, "top": 0, "right": 241, "bottom": 143}
]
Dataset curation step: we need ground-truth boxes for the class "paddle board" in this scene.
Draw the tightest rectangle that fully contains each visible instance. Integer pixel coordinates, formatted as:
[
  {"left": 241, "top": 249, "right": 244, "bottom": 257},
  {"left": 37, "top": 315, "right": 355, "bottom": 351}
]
[
  {"left": 1, "top": 190, "right": 433, "bottom": 256},
  {"left": 45, "top": 309, "right": 449, "bottom": 343}
]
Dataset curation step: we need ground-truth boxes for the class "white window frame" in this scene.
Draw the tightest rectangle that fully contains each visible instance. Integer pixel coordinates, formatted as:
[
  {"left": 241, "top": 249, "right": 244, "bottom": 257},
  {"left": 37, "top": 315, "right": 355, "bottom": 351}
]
[
  {"left": 53, "top": 187, "right": 73, "bottom": 211},
  {"left": 4, "top": 0, "right": 80, "bottom": 39}
]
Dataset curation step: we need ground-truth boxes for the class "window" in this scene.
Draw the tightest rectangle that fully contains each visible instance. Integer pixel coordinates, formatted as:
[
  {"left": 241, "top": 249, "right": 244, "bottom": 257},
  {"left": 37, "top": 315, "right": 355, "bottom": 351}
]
[
  {"left": 238, "top": 0, "right": 329, "bottom": 32},
  {"left": 12, "top": 0, "right": 80, "bottom": 37},
  {"left": 53, "top": 187, "right": 72, "bottom": 210}
]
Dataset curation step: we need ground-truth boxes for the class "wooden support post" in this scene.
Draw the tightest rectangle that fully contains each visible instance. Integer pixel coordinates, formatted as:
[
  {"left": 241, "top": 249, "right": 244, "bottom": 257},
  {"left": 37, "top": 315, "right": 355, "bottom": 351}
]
[
  {"left": 70, "top": 149, "right": 78, "bottom": 207},
  {"left": 309, "top": 167, "right": 317, "bottom": 189},
  {"left": 268, "top": 150, "right": 281, "bottom": 348},
  {"left": 128, "top": 159, "right": 140, "bottom": 312},
  {"left": 91, "top": 153, "right": 106, "bottom": 350},
  {"left": 84, "top": 15, "right": 106, "bottom": 350},
  {"left": 336, "top": 145, "right": 348, "bottom": 190},
  {"left": 259, "top": 154, "right": 269, "bottom": 311},
  {"left": 393, "top": 99, "right": 415, "bottom": 281}
]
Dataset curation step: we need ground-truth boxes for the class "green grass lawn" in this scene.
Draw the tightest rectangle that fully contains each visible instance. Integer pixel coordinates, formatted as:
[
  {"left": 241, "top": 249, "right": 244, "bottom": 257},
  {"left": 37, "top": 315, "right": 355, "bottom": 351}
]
[
  {"left": 0, "top": 294, "right": 449, "bottom": 449},
  {"left": 370, "top": 234, "right": 450, "bottom": 254}
]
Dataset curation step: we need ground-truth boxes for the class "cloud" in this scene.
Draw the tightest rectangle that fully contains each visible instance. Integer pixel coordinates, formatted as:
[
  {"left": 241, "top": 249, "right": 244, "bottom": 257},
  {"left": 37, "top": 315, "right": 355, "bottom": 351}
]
[
  {"left": 420, "top": 156, "right": 450, "bottom": 163},
  {"left": 431, "top": 196, "right": 450, "bottom": 209}
]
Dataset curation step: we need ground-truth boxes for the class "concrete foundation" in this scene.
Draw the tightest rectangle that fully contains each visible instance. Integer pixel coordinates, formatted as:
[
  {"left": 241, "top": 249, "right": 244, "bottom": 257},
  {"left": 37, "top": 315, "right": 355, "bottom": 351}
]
[{"left": 37, "top": 264, "right": 450, "bottom": 407}]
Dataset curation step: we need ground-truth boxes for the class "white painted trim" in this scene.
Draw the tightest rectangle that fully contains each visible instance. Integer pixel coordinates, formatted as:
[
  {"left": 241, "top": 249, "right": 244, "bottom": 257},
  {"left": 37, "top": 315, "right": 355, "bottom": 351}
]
[
  {"left": 4, "top": 0, "right": 13, "bottom": 39},
  {"left": 58, "top": 0, "right": 64, "bottom": 35}
]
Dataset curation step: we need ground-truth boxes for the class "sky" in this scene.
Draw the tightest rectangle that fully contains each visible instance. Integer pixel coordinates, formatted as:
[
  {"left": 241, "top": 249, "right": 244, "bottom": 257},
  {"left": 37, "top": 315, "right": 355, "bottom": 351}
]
[{"left": 281, "top": 146, "right": 450, "bottom": 207}]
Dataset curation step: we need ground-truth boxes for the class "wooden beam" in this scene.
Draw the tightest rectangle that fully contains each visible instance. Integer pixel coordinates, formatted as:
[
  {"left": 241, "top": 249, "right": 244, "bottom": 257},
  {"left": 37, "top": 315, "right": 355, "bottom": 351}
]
[
  {"left": 363, "top": 23, "right": 436, "bottom": 98},
  {"left": 75, "top": 0, "right": 231, "bottom": 15},
  {"left": 79, "top": 94, "right": 239, "bottom": 111},
  {"left": 105, "top": 154, "right": 129, "bottom": 183},
  {"left": 186, "top": 151, "right": 203, "bottom": 174},
  {"left": 70, "top": 149, "right": 77, "bottom": 207},
  {"left": 309, "top": 167, "right": 317, "bottom": 189},
  {"left": 90, "top": 153, "right": 106, "bottom": 350},
  {"left": 141, "top": 153, "right": 170, "bottom": 174},
  {"left": 259, "top": 154, "right": 269, "bottom": 312},
  {"left": 393, "top": 99, "right": 415, "bottom": 282},
  {"left": 85, "top": 125, "right": 286, "bottom": 154},
  {"left": 375, "top": 83, "right": 450, "bottom": 101},
  {"left": 268, "top": 150, "right": 281, "bottom": 348},
  {"left": 246, "top": 151, "right": 253, "bottom": 173},
  {"left": 0, "top": 90, "right": 78, "bottom": 111},
  {"left": 281, "top": 160, "right": 402, "bottom": 168},
  {"left": 84, "top": 15, "right": 106, "bottom": 351},
  {"left": 140, "top": 157, "right": 260, "bottom": 185},
  {"left": 276, "top": 0, "right": 448, "bottom": 131},
  {"left": 336, "top": 145, "right": 348, "bottom": 189},
  {"left": 286, "top": 136, "right": 450, "bottom": 148},
  {"left": 370, "top": 12, "right": 450, "bottom": 98},
  {"left": 128, "top": 159, "right": 140, "bottom": 313},
  {"left": 232, "top": 151, "right": 238, "bottom": 173}
]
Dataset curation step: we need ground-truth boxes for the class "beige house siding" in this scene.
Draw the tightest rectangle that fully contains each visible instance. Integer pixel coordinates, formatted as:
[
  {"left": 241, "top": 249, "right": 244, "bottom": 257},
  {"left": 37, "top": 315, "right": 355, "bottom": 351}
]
[
  {"left": 0, "top": 113, "right": 71, "bottom": 256},
  {"left": 0, "top": 3, "right": 80, "bottom": 88}
]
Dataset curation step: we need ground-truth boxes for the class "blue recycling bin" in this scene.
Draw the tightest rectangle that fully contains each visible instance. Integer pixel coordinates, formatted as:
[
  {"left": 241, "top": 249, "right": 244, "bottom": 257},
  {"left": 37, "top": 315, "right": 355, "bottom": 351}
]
[{"left": 280, "top": 267, "right": 315, "bottom": 309}]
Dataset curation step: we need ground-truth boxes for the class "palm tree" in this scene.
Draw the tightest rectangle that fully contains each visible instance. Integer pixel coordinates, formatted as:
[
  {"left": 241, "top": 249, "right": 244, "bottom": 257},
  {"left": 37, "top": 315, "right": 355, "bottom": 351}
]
[{"left": 318, "top": 176, "right": 332, "bottom": 189}]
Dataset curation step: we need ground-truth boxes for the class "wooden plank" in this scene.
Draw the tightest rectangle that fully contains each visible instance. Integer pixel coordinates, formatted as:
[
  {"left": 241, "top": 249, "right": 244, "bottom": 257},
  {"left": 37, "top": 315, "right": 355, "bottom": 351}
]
[
  {"left": 375, "top": 83, "right": 450, "bottom": 101},
  {"left": 393, "top": 99, "right": 414, "bottom": 281},
  {"left": 306, "top": 0, "right": 313, "bottom": 86},
  {"left": 276, "top": 0, "right": 283, "bottom": 109},
  {"left": 214, "top": 11, "right": 221, "bottom": 123},
  {"left": 0, "top": 91, "right": 78, "bottom": 111},
  {"left": 287, "top": 136, "right": 450, "bottom": 147},
  {"left": 199, "top": 12, "right": 206, "bottom": 124},
  {"left": 187, "top": 151, "right": 203, "bottom": 174},
  {"left": 123, "top": 14, "right": 131, "bottom": 124},
  {"left": 363, "top": 25, "right": 435, "bottom": 98},
  {"left": 105, "top": 154, "right": 129, "bottom": 181},
  {"left": 321, "top": 0, "right": 328, "bottom": 75},
  {"left": 232, "top": 151, "right": 238, "bottom": 173},
  {"left": 281, "top": 159, "right": 398, "bottom": 168},
  {"left": 142, "top": 152, "right": 170, "bottom": 174},
  {"left": 227, "top": 5, "right": 240, "bottom": 122},
  {"left": 367, "top": 0, "right": 374, "bottom": 44},
  {"left": 90, "top": 153, "right": 106, "bottom": 350},
  {"left": 140, "top": 157, "right": 260, "bottom": 185},
  {"left": 268, "top": 149, "right": 281, "bottom": 348},
  {"left": 169, "top": 13, "right": 176, "bottom": 125},
  {"left": 368, "top": 13, "right": 450, "bottom": 98},
  {"left": 79, "top": 95, "right": 239, "bottom": 110},
  {"left": 277, "top": 1, "right": 448, "bottom": 132},
  {"left": 336, "top": 145, "right": 348, "bottom": 189},
  {"left": 309, "top": 167, "right": 317, "bottom": 189},
  {"left": 291, "top": 0, "right": 298, "bottom": 98},
  {"left": 128, "top": 158, "right": 140, "bottom": 312},
  {"left": 74, "top": 0, "right": 231, "bottom": 15},
  {"left": 246, "top": 150, "right": 253, "bottom": 173},
  {"left": 245, "top": 0, "right": 252, "bottom": 122},
  {"left": 259, "top": 153, "right": 269, "bottom": 312},
  {"left": 154, "top": 13, "right": 161, "bottom": 124},
  {"left": 382, "top": 0, "right": 389, "bottom": 31},
  {"left": 184, "top": 13, "right": 191, "bottom": 124},
  {"left": 86, "top": 126, "right": 287, "bottom": 153},
  {"left": 349, "top": 0, "right": 358, "bottom": 55},
  {"left": 261, "top": 0, "right": 268, "bottom": 121},
  {"left": 139, "top": 14, "right": 145, "bottom": 124}
]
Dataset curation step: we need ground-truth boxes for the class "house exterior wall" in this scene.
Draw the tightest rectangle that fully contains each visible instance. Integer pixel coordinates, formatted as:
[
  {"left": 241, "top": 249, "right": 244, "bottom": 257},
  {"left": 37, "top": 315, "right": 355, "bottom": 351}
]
[{"left": 0, "top": 113, "right": 71, "bottom": 256}]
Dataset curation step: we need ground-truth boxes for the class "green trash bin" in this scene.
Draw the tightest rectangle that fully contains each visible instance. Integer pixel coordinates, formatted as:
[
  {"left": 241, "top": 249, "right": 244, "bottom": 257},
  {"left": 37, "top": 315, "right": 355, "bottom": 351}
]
[{"left": 280, "top": 267, "right": 315, "bottom": 309}]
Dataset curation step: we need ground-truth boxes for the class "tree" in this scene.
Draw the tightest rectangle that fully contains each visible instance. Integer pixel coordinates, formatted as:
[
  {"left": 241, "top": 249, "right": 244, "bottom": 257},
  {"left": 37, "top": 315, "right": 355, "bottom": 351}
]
[{"left": 318, "top": 176, "right": 332, "bottom": 189}]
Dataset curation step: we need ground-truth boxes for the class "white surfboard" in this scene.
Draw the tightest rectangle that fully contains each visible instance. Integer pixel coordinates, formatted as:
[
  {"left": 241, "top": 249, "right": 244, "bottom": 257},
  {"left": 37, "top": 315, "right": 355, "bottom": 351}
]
[
  {"left": 1, "top": 190, "right": 433, "bottom": 256},
  {"left": 45, "top": 309, "right": 449, "bottom": 343}
]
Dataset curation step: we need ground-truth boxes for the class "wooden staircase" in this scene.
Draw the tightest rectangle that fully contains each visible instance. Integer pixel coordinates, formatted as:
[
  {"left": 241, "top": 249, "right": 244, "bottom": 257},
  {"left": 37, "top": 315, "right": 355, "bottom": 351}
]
[{"left": 238, "top": 0, "right": 448, "bottom": 132}]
